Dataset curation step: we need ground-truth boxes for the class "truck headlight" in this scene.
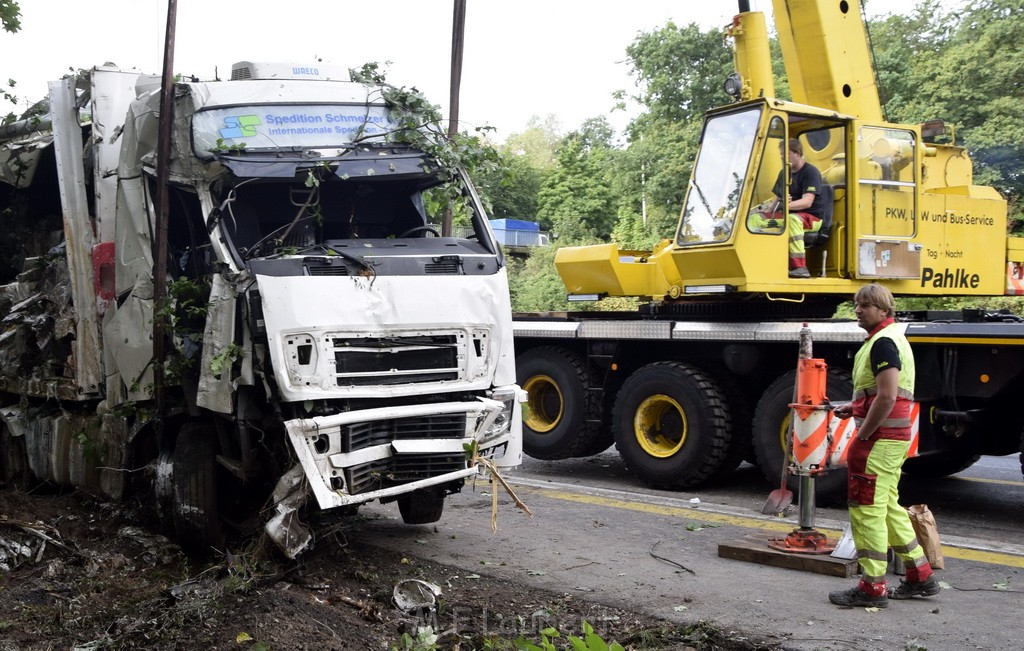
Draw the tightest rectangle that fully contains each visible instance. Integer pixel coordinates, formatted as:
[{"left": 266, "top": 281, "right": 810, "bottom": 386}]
[{"left": 481, "top": 388, "right": 517, "bottom": 442}]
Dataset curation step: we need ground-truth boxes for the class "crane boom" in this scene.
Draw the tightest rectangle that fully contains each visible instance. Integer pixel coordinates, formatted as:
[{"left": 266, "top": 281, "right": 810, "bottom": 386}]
[{"left": 771, "top": 0, "right": 883, "bottom": 122}]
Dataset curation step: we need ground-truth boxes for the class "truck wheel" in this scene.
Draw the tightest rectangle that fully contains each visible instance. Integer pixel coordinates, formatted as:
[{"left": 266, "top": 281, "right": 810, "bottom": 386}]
[
  {"left": 612, "top": 362, "right": 731, "bottom": 489},
  {"left": 397, "top": 488, "right": 445, "bottom": 525},
  {"left": 902, "top": 449, "right": 981, "bottom": 478},
  {"left": 752, "top": 370, "right": 852, "bottom": 505},
  {"left": 517, "top": 347, "right": 605, "bottom": 460},
  {"left": 0, "top": 421, "right": 34, "bottom": 490},
  {"left": 172, "top": 422, "right": 223, "bottom": 555}
]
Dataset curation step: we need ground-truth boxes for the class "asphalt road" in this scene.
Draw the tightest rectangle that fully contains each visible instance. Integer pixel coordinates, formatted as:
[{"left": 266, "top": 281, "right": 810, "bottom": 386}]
[{"left": 355, "top": 452, "right": 1024, "bottom": 650}]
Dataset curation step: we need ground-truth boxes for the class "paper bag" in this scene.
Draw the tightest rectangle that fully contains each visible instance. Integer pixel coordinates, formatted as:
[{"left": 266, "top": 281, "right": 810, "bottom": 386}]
[{"left": 907, "top": 503, "right": 944, "bottom": 570}]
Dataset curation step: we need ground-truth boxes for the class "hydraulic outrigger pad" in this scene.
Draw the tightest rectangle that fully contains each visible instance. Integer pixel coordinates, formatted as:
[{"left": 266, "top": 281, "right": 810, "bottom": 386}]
[{"left": 769, "top": 526, "right": 835, "bottom": 554}]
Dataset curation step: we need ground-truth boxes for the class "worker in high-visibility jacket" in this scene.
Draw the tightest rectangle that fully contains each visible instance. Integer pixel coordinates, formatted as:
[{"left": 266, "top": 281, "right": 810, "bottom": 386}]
[{"left": 829, "top": 284, "right": 939, "bottom": 608}]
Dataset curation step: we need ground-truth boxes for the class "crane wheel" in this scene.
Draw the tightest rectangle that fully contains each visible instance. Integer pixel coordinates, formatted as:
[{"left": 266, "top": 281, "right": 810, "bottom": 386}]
[
  {"left": 752, "top": 369, "right": 851, "bottom": 506},
  {"left": 902, "top": 449, "right": 981, "bottom": 478},
  {"left": 612, "top": 362, "right": 731, "bottom": 489},
  {"left": 516, "top": 347, "right": 608, "bottom": 459}
]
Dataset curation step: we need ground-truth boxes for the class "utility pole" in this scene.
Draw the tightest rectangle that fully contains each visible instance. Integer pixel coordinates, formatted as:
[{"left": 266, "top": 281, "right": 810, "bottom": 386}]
[
  {"left": 153, "top": 0, "right": 177, "bottom": 446},
  {"left": 443, "top": 0, "right": 466, "bottom": 237}
]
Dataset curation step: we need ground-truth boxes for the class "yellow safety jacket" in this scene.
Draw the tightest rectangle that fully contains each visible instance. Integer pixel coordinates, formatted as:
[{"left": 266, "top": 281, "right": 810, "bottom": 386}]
[{"left": 851, "top": 320, "right": 915, "bottom": 439}]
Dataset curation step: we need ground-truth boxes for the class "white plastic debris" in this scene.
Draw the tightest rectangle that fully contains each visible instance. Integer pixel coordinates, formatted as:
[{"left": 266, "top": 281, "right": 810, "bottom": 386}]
[{"left": 393, "top": 579, "right": 442, "bottom": 613}]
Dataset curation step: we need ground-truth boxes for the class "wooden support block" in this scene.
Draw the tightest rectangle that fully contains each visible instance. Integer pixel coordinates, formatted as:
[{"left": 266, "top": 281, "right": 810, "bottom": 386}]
[{"left": 717, "top": 531, "right": 858, "bottom": 578}]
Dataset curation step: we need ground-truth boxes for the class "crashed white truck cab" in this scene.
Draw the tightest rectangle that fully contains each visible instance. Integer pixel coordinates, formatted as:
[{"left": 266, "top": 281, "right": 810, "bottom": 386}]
[{"left": 0, "top": 62, "right": 522, "bottom": 557}]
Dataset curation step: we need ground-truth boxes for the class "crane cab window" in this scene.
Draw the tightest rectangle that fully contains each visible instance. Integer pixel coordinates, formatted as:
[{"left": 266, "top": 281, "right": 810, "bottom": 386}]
[
  {"left": 746, "top": 116, "right": 786, "bottom": 235},
  {"left": 857, "top": 127, "right": 917, "bottom": 238}
]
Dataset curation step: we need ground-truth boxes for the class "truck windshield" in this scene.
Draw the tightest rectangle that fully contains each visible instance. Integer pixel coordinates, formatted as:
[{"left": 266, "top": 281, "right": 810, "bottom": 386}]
[
  {"left": 211, "top": 147, "right": 500, "bottom": 274},
  {"left": 676, "top": 107, "right": 761, "bottom": 245}
]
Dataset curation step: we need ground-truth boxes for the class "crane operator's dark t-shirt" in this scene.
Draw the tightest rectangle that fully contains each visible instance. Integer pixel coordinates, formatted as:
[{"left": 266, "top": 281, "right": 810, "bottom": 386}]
[{"left": 774, "top": 163, "right": 826, "bottom": 219}]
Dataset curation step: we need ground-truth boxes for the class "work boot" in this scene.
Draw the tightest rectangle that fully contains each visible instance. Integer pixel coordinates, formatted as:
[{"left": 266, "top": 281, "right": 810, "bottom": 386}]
[
  {"left": 828, "top": 586, "right": 889, "bottom": 608},
  {"left": 789, "top": 267, "right": 811, "bottom": 278},
  {"left": 888, "top": 575, "right": 941, "bottom": 600}
]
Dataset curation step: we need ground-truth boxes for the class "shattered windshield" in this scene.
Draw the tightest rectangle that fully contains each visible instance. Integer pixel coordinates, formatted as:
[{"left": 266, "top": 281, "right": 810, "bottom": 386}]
[
  {"left": 676, "top": 108, "right": 761, "bottom": 245},
  {"left": 210, "top": 147, "right": 499, "bottom": 274}
]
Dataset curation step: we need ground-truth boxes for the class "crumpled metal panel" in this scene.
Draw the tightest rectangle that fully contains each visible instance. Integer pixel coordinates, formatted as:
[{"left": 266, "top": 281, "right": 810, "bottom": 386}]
[
  {"left": 0, "top": 251, "right": 83, "bottom": 400},
  {"left": 49, "top": 78, "right": 102, "bottom": 397},
  {"left": 0, "top": 131, "right": 53, "bottom": 189},
  {"left": 0, "top": 405, "right": 127, "bottom": 500},
  {"left": 101, "top": 276, "right": 155, "bottom": 401},
  {"left": 196, "top": 273, "right": 239, "bottom": 414},
  {"left": 89, "top": 67, "right": 145, "bottom": 243}
]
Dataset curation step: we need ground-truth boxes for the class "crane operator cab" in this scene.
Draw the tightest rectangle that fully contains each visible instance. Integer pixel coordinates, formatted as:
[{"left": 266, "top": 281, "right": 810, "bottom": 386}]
[
  {"left": 676, "top": 101, "right": 930, "bottom": 287},
  {"left": 555, "top": 97, "right": 1008, "bottom": 304}
]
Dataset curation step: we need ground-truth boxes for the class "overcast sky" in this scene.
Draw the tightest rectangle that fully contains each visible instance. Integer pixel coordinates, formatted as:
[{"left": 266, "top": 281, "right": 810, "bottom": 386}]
[{"left": 2, "top": 0, "right": 940, "bottom": 142}]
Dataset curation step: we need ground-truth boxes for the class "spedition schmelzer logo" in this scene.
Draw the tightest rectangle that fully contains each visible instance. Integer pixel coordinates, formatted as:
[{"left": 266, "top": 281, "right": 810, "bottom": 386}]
[{"left": 219, "top": 115, "right": 261, "bottom": 139}]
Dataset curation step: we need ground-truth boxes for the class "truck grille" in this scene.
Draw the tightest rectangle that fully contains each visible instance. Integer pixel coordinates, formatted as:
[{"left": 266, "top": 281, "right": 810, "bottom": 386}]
[
  {"left": 332, "top": 335, "right": 459, "bottom": 386},
  {"left": 345, "top": 453, "right": 466, "bottom": 495},
  {"left": 308, "top": 265, "right": 349, "bottom": 276},
  {"left": 341, "top": 413, "right": 467, "bottom": 452},
  {"left": 425, "top": 261, "right": 459, "bottom": 274}
]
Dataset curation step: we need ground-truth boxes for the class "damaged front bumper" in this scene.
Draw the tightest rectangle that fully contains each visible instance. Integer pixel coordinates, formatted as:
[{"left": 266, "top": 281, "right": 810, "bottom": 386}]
[
  {"left": 284, "top": 396, "right": 514, "bottom": 510},
  {"left": 265, "top": 396, "right": 516, "bottom": 558}
]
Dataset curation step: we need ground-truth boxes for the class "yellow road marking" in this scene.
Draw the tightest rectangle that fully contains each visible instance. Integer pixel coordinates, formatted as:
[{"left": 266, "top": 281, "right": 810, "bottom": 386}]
[
  {"left": 518, "top": 485, "right": 1024, "bottom": 569},
  {"left": 951, "top": 475, "right": 1023, "bottom": 487}
]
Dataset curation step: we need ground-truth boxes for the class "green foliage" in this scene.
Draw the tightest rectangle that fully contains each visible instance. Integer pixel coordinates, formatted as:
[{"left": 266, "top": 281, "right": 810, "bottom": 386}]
[
  {"left": 537, "top": 119, "right": 619, "bottom": 242},
  {"left": 0, "top": 0, "right": 20, "bottom": 124},
  {"left": 350, "top": 62, "right": 501, "bottom": 226},
  {"left": 872, "top": 0, "right": 1024, "bottom": 210},
  {"left": 623, "top": 21, "right": 733, "bottom": 127},
  {"left": 508, "top": 245, "right": 573, "bottom": 313},
  {"left": 514, "top": 622, "right": 625, "bottom": 651},
  {"left": 209, "top": 342, "right": 243, "bottom": 380},
  {"left": 0, "top": 1, "right": 20, "bottom": 34},
  {"left": 390, "top": 626, "right": 439, "bottom": 651}
]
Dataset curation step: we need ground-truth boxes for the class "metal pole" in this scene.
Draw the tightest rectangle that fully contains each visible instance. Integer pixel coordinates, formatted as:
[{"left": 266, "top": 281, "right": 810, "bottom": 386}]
[
  {"left": 443, "top": 0, "right": 466, "bottom": 237},
  {"left": 153, "top": 0, "right": 178, "bottom": 444}
]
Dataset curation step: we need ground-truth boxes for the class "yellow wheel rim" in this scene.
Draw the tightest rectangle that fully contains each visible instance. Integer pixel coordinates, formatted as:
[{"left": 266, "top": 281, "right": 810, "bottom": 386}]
[
  {"left": 634, "top": 394, "right": 687, "bottom": 458},
  {"left": 523, "top": 374, "right": 563, "bottom": 433},
  {"left": 777, "top": 411, "right": 793, "bottom": 459}
]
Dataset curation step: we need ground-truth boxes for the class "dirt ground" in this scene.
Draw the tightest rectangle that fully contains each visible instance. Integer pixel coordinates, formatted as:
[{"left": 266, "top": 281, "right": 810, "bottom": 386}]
[{"left": 0, "top": 485, "right": 780, "bottom": 651}]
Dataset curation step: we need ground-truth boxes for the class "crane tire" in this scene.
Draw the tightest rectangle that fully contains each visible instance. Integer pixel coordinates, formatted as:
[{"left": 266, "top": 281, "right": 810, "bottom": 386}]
[
  {"left": 517, "top": 346, "right": 605, "bottom": 460},
  {"left": 612, "top": 362, "right": 731, "bottom": 489},
  {"left": 902, "top": 449, "right": 981, "bottom": 478},
  {"left": 702, "top": 370, "right": 754, "bottom": 479},
  {"left": 752, "top": 369, "right": 852, "bottom": 506}
]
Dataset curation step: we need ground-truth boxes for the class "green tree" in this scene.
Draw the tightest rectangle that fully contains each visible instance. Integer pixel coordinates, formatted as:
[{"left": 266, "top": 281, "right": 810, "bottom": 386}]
[
  {"left": 873, "top": 0, "right": 1024, "bottom": 224},
  {"left": 610, "top": 20, "right": 733, "bottom": 247},
  {"left": 474, "top": 116, "right": 561, "bottom": 222},
  {"left": 1, "top": 0, "right": 22, "bottom": 123},
  {"left": 536, "top": 117, "right": 618, "bottom": 242}
]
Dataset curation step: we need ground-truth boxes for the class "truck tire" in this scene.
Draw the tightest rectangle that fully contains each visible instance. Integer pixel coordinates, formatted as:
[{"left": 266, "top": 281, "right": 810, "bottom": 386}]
[
  {"left": 902, "top": 449, "right": 981, "bottom": 478},
  {"left": 0, "top": 421, "right": 34, "bottom": 490},
  {"left": 397, "top": 488, "right": 445, "bottom": 525},
  {"left": 517, "top": 347, "right": 606, "bottom": 460},
  {"left": 612, "top": 362, "right": 731, "bottom": 489},
  {"left": 752, "top": 369, "right": 852, "bottom": 506},
  {"left": 172, "top": 422, "right": 223, "bottom": 555}
]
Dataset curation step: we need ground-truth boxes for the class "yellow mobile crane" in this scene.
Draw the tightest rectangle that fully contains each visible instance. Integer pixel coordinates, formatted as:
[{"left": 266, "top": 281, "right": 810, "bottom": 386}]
[
  {"left": 512, "top": 0, "right": 1024, "bottom": 501},
  {"left": 556, "top": 0, "right": 1024, "bottom": 307}
]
